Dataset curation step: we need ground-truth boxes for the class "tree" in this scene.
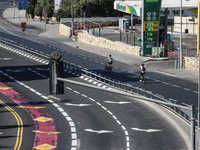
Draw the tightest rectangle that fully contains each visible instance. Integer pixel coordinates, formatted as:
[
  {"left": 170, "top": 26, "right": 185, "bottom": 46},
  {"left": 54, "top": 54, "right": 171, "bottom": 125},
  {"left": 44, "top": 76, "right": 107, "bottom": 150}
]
[
  {"left": 43, "top": 5, "right": 53, "bottom": 18},
  {"left": 59, "top": 0, "right": 124, "bottom": 18},
  {"left": 27, "top": 5, "right": 35, "bottom": 20},
  {"left": 56, "top": 6, "right": 71, "bottom": 21},
  {"left": 34, "top": 5, "right": 43, "bottom": 21}
]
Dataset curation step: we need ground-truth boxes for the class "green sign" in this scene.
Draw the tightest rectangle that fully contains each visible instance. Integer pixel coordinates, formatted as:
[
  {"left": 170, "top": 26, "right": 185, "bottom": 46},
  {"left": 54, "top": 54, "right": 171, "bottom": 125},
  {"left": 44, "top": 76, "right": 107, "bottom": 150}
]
[{"left": 142, "top": 0, "right": 162, "bottom": 55}]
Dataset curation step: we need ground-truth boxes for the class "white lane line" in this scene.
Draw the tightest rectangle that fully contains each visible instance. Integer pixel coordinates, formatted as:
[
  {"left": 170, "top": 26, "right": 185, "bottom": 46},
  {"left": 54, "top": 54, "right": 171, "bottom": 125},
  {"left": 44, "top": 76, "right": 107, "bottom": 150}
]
[
  {"left": 193, "top": 91, "right": 198, "bottom": 94},
  {"left": 183, "top": 88, "right": 190, "bottom": 91},
  {"left": 81, "top": 94, "right": 87, "bottom": 98},
  {"left": 74, "top": 90, "right": 80, "bottom": 94},
  {"left": 163, "top": 82, "right": 170, "bottom": 85},
  {"left": 172, "top": 85, "right": 181, "bottom": 88}
]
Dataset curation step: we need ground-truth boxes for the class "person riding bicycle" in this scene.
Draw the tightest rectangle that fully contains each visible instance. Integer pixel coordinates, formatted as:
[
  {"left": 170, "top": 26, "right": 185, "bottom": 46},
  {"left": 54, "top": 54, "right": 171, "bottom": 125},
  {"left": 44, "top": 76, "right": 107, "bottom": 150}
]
[
  {"left": 135, "top": 63, "right": 150, "bottom": 82},
  {"left": 105, "top": 55, "right": 113, "bottom": 66}
]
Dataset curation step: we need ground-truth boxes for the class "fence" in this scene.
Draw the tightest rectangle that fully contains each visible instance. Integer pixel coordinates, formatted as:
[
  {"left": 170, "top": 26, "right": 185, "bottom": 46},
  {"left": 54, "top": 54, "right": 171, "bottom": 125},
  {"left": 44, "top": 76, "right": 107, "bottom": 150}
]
[{"left": 0, "top": 36, "right": 196, "bottom": 127}]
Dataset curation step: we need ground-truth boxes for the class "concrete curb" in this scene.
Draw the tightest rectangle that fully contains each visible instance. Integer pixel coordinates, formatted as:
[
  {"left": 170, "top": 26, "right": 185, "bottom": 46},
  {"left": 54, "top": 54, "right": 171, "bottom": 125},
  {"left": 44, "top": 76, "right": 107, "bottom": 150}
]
[{"left": 143, "top": 58, "right": 169, "bottom": 62}]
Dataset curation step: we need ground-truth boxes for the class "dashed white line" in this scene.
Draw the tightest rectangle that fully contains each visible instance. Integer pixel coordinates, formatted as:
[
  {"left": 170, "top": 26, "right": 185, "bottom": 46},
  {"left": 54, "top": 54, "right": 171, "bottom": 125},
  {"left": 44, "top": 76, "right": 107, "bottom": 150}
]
[
  {"left": 172, "top": 85, "right": 180, "bottom": 88},
  {"left": 74, "top": 91, "right": 80, "bottom": 94},
  {"left": 81, "top": 94, "right": 87, "bottom": 98},
  {"left": 183, "top": 88, "right": 190, "bottom": 91}
]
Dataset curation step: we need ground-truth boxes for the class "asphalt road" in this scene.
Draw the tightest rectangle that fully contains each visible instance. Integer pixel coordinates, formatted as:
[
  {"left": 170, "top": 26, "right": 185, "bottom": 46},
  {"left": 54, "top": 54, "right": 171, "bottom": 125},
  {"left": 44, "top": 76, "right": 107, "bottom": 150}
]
[
  {"left": 0, "top": 0, "right": 194, "bottom": 149},
  {"left": 0, "top": 42, "right": 187, "bottom": 150}
]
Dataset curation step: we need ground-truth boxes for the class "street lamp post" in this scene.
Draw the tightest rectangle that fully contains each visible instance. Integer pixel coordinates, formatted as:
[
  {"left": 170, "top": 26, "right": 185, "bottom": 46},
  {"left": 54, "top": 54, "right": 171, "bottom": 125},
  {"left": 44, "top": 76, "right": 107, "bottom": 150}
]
[{"left": 180, "top": 0, "right": 183, "bottom": 69}]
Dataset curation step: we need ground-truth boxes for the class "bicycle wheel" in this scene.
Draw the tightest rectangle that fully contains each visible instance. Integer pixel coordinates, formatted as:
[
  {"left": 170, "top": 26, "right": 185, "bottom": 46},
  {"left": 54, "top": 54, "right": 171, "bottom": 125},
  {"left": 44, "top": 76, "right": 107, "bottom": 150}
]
[{"left": 143, "top": 75, "right": 146, "bottom": 84}]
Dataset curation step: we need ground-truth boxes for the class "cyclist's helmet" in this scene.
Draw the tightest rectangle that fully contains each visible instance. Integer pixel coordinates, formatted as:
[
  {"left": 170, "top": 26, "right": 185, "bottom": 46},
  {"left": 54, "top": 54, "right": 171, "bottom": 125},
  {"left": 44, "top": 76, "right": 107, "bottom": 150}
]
[
  {"left": 142, "top": 64, "right": 144, "bottom": 66},
  {"left": 109, "top": 55, "right": 111, "bottom": 57}
]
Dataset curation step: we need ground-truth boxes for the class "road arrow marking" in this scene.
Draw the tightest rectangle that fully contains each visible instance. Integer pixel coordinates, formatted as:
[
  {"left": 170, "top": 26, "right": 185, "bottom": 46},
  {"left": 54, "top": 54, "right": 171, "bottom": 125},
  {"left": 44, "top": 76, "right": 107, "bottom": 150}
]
[
  {"left": 0, "top": 58, "right": 12, "bottom": 60},
  {"left": 85, "top": 129, "right": 113, "bottom": 134},
  {"left": 65, "top": 103, "right": 91, "bottom": 107},
  {"left": 131, "top": 128, "right": 162, "bottom": 132},
  {"left": 104, "top": 101, "right": 131, "bottom": 104}
]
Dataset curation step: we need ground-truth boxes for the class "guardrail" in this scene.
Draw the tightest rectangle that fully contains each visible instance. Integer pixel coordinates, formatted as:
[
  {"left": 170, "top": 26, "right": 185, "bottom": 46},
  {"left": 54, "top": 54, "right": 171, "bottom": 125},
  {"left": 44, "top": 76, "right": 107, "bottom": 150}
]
[{"left": 0, "top": 36, "right": 195, "bottom": 126}]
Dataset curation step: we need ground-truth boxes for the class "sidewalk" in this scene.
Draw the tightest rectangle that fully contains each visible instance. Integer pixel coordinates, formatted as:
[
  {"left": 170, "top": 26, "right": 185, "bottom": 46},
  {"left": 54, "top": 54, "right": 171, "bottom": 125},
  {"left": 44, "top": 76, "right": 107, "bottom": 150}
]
[{"left": 2, "top": 7, "right": 199, "bottom": 149}]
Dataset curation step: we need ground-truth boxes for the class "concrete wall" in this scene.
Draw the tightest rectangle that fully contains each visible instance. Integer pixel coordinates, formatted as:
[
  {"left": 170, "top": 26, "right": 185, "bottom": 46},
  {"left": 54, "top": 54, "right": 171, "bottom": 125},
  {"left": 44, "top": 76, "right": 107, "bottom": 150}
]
[{"left": 184, "top": 57, "right": 199, "bottom": 72}]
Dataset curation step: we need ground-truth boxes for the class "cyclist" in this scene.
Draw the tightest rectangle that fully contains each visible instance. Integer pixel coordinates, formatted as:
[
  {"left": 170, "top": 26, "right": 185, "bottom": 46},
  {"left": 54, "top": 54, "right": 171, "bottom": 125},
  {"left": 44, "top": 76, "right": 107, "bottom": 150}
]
[
  {"left": 105, "top": 55, "right": 113, "bottom": 66},
  {"left": 135, "top": 63, "right": 150, "bottom": 82}
]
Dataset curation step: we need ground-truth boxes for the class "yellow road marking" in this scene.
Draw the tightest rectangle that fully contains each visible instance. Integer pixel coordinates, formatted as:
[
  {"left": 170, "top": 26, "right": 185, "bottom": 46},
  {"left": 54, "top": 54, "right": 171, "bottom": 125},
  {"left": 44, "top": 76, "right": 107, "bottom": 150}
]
[
  {"left": 0, "top": 86, "right": 12, "bottom": 90},
  {"left": 0, "top": 100, "right": 23, "bottom": 150},
  {"left": 33, "top": 143, "right": 56, "bottom": 149},
  {"left": 32, "top": 130, "right": 62, "bottom": 134},
  {"left": 17, "top": 106, "right": 46, "bottom": 109},
  {"left": 33, "top": 117, "right": 53, "bottom": 122}
]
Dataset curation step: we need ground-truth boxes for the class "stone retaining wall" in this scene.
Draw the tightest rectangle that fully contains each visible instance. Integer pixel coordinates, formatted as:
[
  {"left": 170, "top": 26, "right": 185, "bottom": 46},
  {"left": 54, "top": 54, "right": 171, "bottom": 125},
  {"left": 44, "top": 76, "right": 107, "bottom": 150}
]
[
  {"left": 59, "top": 23, "right": 141, "bottom": 56},
  {"left": 184, "top": 57, "right": 199, "bottom": 72},
  {"left": 78, "top": 31, "right": 141, "bottom": 56},
  {"left": 59, "top": 24, "right": 72, "bottom": 37}
]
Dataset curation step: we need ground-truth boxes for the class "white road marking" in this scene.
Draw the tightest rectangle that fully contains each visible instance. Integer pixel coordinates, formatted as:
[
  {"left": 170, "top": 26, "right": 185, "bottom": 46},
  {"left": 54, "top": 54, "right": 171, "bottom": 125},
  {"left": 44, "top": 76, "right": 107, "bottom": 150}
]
[
  {"left": 172, "top": 85, "right": 180, "bottom": 88},
  {"left": 131, "top": 128, "right": 162, "bottom": 132},
  {"left": 104, "top": 101, "right": 131, "bottom": 104},
  {"left": 47, "top": 95, "right": 61, "bottom": 101},
  {"left": 0, "top": 58, "right": 12, "bottom": 60},
  {"left": 65, "top": 103, "right": 92, "bottom": 107},
  {"left": 183, "top": 88, "right": 190, "bottom": 91},
  {"left": 85, "top": 129, "right": 113, "bottom": 134}
]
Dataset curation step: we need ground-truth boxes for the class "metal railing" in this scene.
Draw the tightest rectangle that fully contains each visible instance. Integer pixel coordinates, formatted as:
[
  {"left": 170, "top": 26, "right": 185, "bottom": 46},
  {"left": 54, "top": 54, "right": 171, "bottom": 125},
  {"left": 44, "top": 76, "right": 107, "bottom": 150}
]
[{"left": 0, "top": 36, "right": 195, "bottom": 126}]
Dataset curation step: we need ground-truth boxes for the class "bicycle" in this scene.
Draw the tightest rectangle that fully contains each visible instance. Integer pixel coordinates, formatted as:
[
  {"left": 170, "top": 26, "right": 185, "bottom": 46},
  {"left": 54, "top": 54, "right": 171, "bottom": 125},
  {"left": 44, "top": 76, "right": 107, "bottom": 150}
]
[
  {"left": 139, "top": 74, "right": 146, "bottom": 84},
  {"left": 105, "top": 63, "right": 112, "bottom": 74}
]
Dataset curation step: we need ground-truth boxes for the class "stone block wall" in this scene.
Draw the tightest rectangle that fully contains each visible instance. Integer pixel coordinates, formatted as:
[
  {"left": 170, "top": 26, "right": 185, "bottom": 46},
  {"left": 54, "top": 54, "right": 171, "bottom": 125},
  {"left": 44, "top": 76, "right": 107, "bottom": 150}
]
[
  {"left": 77, "top": 31, "right": 141, "bottom": 56},
  {"left": 184, "top": 57, "right": 199, "bottom": 72},
  {"left": 59, "top": 24, "right": 72, "bottom": 37}
]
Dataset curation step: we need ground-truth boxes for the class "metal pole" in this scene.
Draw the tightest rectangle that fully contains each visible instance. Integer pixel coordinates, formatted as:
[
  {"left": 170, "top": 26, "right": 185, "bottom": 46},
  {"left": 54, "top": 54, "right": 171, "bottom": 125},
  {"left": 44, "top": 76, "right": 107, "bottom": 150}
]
[
  {"left": 13, "top": 0, "right": 15, "bottom": 20},
  {"left": 99, "top": 25, "right": 100, "bottom": 37},
  {"left": 45, "top": 18, "right": 46, "bottom": 33},
  {"left": 71, "top": 0, "right": 73, "bottom": 31},
  {"left": 127, "top": 32, "right": 128, "bottom": 44},
  {"left": 22, "top": 29, "right": 24, "bottom": 48},
  {"left": 190, "top": 105, "right": 195, "bottom": 150},
  {"left": 134, "top": 36, "right": 135, "bottom": 46},
  {"left": 131, "top": 14, "right": 133, "bottom": 31},
  {"left": 120, "top": 30, "right": 121, "bottom": 41},
  {"left": 180, "top": 0, "right": 183, "bottom": 68},
  {"left": 164, "top": 8, "right": 168, "bottom": 57},
  {"left": 53, "top": 61, "right": 57, "bottom": 94}
]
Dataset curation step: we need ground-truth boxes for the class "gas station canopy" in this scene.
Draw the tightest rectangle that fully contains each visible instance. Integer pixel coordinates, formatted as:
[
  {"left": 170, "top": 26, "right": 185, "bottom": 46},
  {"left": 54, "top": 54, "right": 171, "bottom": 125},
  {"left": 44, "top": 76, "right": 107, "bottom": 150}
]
[{"left": 114, "top": 0, "right": 198, "bottom": 18}]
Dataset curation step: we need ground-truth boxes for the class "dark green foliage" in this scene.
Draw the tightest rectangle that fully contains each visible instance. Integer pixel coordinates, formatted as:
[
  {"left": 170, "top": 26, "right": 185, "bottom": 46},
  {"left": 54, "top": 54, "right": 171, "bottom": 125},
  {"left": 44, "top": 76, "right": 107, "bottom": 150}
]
[
  {"left": 56, "top": 6, "right": 71, "bottom": 22},
  {"left": 60, "top": 0, "right": 125, "bottom": 18},
  {"left": 27, "top": 5, "right": 35, "bottom": 19},
  {"left": 31, "top": 0, "right": 37, "bottom": 7},
  {"left": 34, "top": 5, "right": 43, "bottom": 16},
  {"left": 43, "top": 6, "right": 53, "bottom": 18}
]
